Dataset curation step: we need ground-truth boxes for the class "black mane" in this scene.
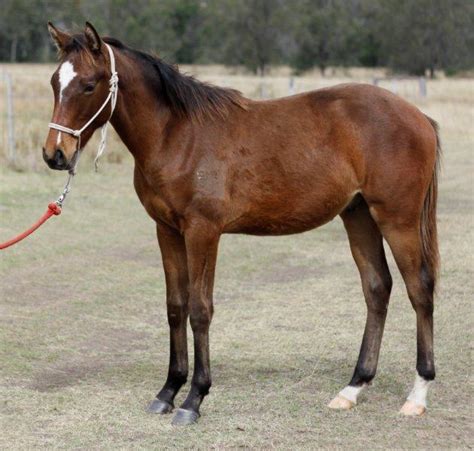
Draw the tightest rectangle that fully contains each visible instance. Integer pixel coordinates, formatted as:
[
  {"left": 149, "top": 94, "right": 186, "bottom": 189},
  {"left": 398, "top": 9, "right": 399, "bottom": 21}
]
[{"left": 103, "top": 37, "right": 247, "bottom": 121}]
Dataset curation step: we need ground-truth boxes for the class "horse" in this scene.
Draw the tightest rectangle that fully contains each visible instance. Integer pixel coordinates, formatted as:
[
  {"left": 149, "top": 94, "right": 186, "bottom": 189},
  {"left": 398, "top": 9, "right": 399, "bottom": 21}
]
[{"left": 43, "top": 22, "right": 440, "bottom": 425}]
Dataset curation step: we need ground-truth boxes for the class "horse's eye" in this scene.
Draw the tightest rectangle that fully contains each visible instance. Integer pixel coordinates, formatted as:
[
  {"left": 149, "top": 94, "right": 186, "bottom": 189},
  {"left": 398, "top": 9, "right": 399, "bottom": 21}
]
[{"left": 84, "top": 84, "right": 95, "bottom": 94}]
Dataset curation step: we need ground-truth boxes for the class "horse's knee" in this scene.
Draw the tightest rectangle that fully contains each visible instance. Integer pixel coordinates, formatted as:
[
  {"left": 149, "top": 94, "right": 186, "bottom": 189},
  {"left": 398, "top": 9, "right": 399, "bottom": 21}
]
[
  {"left": 167, "top": 301, "right": 188, "bottom": 328},
  {"left": 189, "top": 298, "right": 213, "bottom": 331}
]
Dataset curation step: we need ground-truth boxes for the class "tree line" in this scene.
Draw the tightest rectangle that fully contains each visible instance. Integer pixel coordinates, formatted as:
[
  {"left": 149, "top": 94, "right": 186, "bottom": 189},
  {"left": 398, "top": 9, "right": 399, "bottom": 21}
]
[{"left": 1, "top": 0, "right": 473, "bottom": 77}]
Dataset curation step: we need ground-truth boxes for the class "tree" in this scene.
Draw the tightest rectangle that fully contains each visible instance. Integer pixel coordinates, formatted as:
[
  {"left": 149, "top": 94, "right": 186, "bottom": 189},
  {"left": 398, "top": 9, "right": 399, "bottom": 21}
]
[
  {"left": 290, "top": 0, "right": 353, "bottom": 75},
  {"left": 203, "top": 0, "right": 287, "bottom": 75},
  {"left": 169, "top": 0, "right": 204, "bottom": 63},
  {"left": 0, "top": 0, "right": 472, "bottom": 77},
  {"left": 376, "top": 0, "right": 474, "bottom": 77},
  {"left": 77, "top": 0, "right": 181, "bottom": 60},
  {"left": 0, "top": 0, "right": 49, "bottom": 62},
  {"left": 342, "top": 0, "right": 384, "bottom": 68}
]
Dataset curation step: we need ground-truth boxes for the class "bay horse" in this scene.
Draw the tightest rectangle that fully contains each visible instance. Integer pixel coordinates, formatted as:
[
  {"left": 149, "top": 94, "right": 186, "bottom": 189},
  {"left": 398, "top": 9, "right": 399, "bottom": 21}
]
[{"left": 43, "top": 23, "right": 440, "bottom": 425}]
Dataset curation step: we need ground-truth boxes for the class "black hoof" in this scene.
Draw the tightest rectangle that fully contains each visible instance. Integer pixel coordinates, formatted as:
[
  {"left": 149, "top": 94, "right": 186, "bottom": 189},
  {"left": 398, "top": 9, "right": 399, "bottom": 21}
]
[
  {"left": 171, "top": 408, "right": 200, "bottom": 426},
  {"left": 147, "top": 398, "right": 174, "bottom": 414}
]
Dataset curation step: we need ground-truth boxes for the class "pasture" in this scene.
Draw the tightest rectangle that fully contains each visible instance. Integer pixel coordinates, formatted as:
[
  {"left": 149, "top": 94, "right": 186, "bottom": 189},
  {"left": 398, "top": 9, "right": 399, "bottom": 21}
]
[{"left": 0, "top": 67, "right": 473, "bottom": 448}]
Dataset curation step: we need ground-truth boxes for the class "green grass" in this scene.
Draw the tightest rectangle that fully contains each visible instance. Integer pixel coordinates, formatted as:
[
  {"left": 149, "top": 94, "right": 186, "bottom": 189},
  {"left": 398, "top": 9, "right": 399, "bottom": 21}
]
[{"left": 0, "top": 88, "right": 473, "bottom": 449}]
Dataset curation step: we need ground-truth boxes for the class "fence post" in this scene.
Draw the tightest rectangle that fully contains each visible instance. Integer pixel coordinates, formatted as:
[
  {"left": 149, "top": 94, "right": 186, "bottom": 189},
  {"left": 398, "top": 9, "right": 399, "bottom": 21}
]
[
  {"left": 419, "top": 77, "right": 427, "bottom": 98},
  {"left": 259, "top": 81, "right": 267, "bottom": 99},
  {"left": 5, "top": 72, "right": 16, "bottom": 163},
  {"left": 391, "top": 79, "right": 398, "bottom": 95},
  {"left": 289, "top": 77, "right": 295, "bottom": 95}
]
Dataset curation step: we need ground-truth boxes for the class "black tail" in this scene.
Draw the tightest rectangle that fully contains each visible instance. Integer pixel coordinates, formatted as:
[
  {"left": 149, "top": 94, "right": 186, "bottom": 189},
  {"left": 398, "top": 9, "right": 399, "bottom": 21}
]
[{"left": 421, "top": 116, "right": 441, "bottom": 291}]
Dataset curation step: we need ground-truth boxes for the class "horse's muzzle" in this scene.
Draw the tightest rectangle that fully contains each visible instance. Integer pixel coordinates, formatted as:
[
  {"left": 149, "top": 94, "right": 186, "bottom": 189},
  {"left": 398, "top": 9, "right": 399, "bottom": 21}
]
[{"left": 43, "top": 147, "right": 75, "bottom": 171}]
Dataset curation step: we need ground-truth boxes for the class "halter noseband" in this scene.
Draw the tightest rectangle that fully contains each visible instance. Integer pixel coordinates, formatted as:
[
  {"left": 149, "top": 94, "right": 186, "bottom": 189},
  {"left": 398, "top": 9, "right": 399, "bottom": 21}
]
[{"left": 48, "top": 43, "right": 119, "bottom": 171}]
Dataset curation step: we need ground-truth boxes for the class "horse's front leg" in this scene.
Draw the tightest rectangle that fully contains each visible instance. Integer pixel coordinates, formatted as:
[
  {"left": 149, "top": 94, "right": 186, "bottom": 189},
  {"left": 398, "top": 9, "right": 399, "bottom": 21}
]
[
  {"left": 148, "top": 222, "right": 189, "bottom": 414},
  {"left": 171, "top": 219, "right": 220, "bottom": 426}
]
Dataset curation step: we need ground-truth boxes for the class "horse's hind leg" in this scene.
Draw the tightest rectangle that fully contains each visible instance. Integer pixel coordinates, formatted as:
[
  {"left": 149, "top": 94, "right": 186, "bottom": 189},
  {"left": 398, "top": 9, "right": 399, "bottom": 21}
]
[
  {"left": 328, "top": 196, "right": 392, "bottom": 410},
  {"left": 380, "top": 225, "right": 435, "bottom": 416}
]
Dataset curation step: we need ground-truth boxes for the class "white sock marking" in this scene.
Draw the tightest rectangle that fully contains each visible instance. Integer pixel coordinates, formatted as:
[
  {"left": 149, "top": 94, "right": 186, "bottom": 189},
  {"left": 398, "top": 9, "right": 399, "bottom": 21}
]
[
  {"left": 407, "top": 374, "right": 432, "bottom": 407},
  {"left": 58, "top": 61, "right": 77, "bottom": 103},
  {"left": 339, "top": 384, "right": 367, "bottom": 404}
]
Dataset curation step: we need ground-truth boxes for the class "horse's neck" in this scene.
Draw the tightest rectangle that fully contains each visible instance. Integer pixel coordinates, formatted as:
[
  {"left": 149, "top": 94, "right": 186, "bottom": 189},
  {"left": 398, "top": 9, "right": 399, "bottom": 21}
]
[{"left": 109, "top": 52, "right": 174, "bottom": 167}]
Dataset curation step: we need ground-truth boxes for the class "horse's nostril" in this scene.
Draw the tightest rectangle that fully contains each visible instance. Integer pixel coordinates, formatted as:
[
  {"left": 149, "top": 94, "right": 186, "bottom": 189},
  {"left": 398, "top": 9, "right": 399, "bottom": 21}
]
[{"left": 54, "top": 148, "right": 65, "bottom": 165}]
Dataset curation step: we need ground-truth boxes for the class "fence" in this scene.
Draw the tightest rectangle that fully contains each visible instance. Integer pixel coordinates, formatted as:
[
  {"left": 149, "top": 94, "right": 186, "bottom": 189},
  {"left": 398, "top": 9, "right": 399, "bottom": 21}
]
[
  {"left": 4, "top": 72, "right": 15, "bottom": 163},
  {"left": 0, "top": 66, "right": 429, "bottom": 170},
  {"left": 373, "top": 76, "right": 427, "bottom": 98},
  {"left": 1, "top": 67, "right": 55, "bottom": 170}
]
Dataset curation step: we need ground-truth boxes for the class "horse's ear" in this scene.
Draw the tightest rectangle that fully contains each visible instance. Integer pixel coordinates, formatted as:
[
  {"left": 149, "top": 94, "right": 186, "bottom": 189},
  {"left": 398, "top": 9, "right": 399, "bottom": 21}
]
[
  {"left": 48, "top": 22, "right": 71, "bottom": 52},
  {"left": 84, "top": 22, "right": 102, "bottom": 53}
]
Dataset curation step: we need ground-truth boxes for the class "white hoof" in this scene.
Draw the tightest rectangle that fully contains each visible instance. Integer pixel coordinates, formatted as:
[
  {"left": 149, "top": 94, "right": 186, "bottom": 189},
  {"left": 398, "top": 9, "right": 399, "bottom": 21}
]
[
  {"left": 328, "top": 394, "right": 355, "bottom": 410},
  {"left": 399, "top": 400, "right": 426, "bottom": 416}
]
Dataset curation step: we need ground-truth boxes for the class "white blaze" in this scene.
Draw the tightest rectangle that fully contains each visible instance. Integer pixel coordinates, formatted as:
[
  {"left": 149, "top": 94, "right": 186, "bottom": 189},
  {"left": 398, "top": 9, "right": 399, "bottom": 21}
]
[
  {"left": 58, "top": 61, "right": 77, "bottom": 103},
  {"left": 56, "top": 61, "right": 77, "bottom": 146}
]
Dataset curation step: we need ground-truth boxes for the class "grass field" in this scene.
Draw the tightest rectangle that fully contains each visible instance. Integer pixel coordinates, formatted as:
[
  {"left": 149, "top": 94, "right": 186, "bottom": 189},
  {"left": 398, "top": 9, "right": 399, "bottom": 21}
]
[{"left": 0, "top": 70, "right": 473, "bottom": 448}]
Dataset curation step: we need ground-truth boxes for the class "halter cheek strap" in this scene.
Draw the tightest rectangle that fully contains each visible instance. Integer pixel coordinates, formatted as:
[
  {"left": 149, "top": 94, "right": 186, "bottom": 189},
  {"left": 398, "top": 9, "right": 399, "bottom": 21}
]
[{"left": 48, "top": 43, "right": 119, "bottom": 171}]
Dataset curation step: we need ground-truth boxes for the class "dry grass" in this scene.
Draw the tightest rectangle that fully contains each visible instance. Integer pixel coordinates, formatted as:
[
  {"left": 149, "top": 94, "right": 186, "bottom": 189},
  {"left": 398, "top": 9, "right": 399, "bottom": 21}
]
[{"left": 0, "top": 66, "right": 473, "bottom": 449}]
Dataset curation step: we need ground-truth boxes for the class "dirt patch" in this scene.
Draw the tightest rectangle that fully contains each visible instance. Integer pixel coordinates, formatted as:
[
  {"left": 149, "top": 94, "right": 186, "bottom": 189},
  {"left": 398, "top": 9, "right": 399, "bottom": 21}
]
[
  {"left": 77, "top": 327, "right": 151, "bottom": 354},
  {"left": 28, "top": 360, "right": 107, "bottom": 392},
  {"left": 26, "top": 327, "right": 151, "bottom": 392}
]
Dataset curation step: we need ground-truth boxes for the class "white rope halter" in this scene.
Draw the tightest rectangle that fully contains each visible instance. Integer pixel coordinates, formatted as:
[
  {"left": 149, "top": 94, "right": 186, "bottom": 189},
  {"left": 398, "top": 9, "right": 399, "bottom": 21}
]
[{"left": 48, "top": 43, "right": 119, "bottom": 171}]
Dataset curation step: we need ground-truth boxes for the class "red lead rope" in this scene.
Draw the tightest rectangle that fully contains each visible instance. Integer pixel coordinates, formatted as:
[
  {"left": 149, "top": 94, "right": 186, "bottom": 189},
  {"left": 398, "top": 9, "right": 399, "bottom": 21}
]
[
  {"left": 0, "top": 203, "right": 62, "bottom": 250},
  {"left": 0, "top": 172, "right": 74, "bottom": 250}
]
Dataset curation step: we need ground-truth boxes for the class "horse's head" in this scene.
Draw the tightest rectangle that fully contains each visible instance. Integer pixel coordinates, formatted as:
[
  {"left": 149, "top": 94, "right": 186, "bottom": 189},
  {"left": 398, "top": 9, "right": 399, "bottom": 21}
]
[{"left": 43, "top": 22, "right": 115, "bottom": 171}]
